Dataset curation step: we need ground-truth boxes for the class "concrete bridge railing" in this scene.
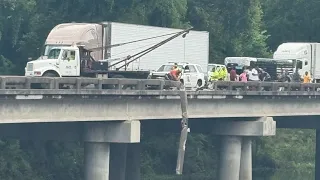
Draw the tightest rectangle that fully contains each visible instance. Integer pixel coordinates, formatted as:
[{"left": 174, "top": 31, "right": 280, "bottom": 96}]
[
  {"left": 211, "top": 80, "right": 320, "bottom": 92},
  {"left": 0, "top": 76, "right": 181, "bottom": 90},
  {"left": 0, "top": 76, "right": 319, "bottom": 94}
]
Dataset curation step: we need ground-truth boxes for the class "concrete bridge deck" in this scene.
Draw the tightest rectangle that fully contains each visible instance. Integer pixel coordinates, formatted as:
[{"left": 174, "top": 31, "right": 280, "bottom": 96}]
[
  {"left": 0, "top": 76, "right": 316, "bottom": 180},
  {"left": 0, "top": 77, "right": 318, "bottom": 123},
  {"left": 1, "top": 91, "right": 318, "bottom": 123}
]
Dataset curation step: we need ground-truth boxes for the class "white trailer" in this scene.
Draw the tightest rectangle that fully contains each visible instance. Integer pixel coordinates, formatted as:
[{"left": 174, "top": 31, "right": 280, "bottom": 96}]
[
  {"left": 273, "top": 42, "right": 320, "bottom": 82},
  {"left": 106, "top": 22, "right": 209, "bottom": 72}
]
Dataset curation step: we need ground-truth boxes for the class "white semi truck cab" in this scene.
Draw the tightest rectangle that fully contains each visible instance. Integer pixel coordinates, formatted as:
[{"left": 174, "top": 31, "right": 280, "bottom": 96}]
[
  {"left": 25, "top": 46, "right": 81, "bottom": 77},
  {"left": 274, "top": 42, "right": 320, "bottom": 81}
]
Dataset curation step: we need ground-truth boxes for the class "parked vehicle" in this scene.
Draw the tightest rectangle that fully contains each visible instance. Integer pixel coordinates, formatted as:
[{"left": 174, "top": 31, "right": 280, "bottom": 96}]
[
  {"left": 148, "top": 62, "right": 206, "bottom": 89},
  {"left": 273, "top": 42, "right": 320, "bottom": 82},
  {"left": 224, "top": 57, "right": 302, "bottom": 81},
  {"left": 25, "top": 22, "right": 209, "bottom": 79}
]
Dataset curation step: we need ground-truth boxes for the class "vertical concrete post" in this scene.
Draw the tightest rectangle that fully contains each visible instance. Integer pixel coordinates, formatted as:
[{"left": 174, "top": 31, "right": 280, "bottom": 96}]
[
  {"left": 219, "top": 136, "right": 242, "bottom": 180},
  {"left": 109, "top": 143, "right": 128, "bottom": 180},
  {"left": 125, "top": 143, "right": 141, "bottom": 180},
  {"left": 240, "top": 137, "right": 252, "bottom": 180},
  {"left": 84, "top": 123, "right": 111, "bottom": 180},
  {"left": 315, "top": 130, "right": 320, "bottom": 180},
  {"left": 84, "top": 142, "right": 110, "bottom": 180}
]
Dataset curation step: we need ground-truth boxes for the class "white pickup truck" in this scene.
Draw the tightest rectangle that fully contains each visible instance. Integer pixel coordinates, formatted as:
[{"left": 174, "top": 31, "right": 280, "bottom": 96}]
[{"left": 148, "top": 62, "right": 206, "bottom": 89}]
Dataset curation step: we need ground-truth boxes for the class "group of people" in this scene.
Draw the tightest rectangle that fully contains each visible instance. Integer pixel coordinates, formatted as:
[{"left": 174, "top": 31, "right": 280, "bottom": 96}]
[
  {"left": 166, "top": 63, "right": 313, "bottom": 88},
  {"left": 209, "top": 66, "right": 271, "bottom": 82},
  {"left": 277, "top": 69, "right": 312, "bottom": 83},
  {"left": 209, "top": 65, "right": 313, "bottom": 84}
]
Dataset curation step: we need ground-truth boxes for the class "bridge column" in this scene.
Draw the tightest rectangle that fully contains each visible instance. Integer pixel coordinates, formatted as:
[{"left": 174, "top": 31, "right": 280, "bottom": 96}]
[
  {"left": 84, "top": 142, "right": 110, "bottom": 180},
  {"left": 83, "top": 121, "right": 141, "bottom": 180},
  {"left": 219, "top": 136, "right": 242, "bottom": 180},
  {"left": 213, "top": 117, "right": 276, "bottom": 180},
  {"left": 239, "top": 138, "right": 252, "bottom": 180}
]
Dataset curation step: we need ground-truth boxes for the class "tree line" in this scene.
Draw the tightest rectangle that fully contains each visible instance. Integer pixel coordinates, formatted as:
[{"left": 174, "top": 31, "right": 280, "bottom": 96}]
[{"left": 0, "top": 0, "right": 318, "bottom": 179}]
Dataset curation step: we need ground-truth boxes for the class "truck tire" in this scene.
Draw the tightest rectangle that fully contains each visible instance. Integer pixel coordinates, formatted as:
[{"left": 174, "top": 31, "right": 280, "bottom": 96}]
[{"left": 43, "top": 72, "right": 57, "bottom": 77}]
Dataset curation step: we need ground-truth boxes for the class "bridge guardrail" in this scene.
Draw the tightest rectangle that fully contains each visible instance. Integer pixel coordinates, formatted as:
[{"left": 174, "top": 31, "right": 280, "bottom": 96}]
[
  {"left": 211, "top": 81, "right": 320, "bottom": 92},
  {"left": 0, "top": 76, "right": 181, "bottom": 90},
  {"left": 1, "top": 76, "right": 320, "bottom": 94}
]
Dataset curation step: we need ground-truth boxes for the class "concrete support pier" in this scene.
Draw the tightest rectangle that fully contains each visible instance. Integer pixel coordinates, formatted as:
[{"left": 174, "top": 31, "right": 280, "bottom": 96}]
[
  {"left": 84, "top": 142, "right": 110, "bottom": 180},
  {"left": 125, "top": 143, "right": 141, "bottom": 180},
  {"left": 110, "top": 143, "right": 128, "bottom": 180},
  {"left": 219, "top": 136, "right": 242, "bottom": 180},
  {"left": 83, "top": 121, "right": 141, "bottom": 180},
  {"left": 214, "top": 117, "right": 276, "bottom": 180},
  {"left": 240, "top": 138, "right": 252, "bottom": 180}
]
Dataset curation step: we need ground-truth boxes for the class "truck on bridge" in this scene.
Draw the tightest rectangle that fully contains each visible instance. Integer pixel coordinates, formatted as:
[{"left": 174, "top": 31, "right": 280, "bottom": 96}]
[
  {"left": 24, "top": 22, "right": 209, "bottom": 80},
  {"left": 224, "top": 56, "right": 303, "bottom": 81},
  {"left": 273, "top": 42, "right": 320, "bottom": 82}
]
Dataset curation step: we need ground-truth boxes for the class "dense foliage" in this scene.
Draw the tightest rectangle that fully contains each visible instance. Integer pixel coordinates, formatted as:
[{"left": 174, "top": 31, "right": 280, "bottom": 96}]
[{"left": 0, "top": 0, "right": 318, "bottom": 179}]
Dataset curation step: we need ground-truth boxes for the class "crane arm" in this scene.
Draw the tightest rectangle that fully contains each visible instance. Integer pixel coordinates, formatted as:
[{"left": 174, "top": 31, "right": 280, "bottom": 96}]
[
  {"left": 108, "top": 27, "right": 193, "bottom": 70},
  {"left": 86, "top": 31, "right": 181, "bottom": 52}
]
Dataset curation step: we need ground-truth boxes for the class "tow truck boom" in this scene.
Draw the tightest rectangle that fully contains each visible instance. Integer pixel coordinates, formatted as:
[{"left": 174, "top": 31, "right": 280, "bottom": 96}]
[{"left": 82, "top": 27, "right": 193, "bottom": 72}]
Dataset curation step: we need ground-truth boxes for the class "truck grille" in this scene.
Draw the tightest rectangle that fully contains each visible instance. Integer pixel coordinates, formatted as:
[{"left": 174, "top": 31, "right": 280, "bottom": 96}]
[{"left": 27, "top": 63, "right": 33, "bottom": 71}]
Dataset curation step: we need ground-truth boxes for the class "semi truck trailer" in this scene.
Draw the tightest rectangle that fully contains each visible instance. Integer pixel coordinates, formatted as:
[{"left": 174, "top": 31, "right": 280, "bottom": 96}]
[
  {"left": 25, "top": 22, "right": 209, "bottom": 79},
  {"left": 273, "top": 42, "right": 320, "bottom": 82}
]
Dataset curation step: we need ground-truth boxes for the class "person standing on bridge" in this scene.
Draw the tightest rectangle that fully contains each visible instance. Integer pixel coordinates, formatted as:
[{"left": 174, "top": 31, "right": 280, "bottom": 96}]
[
  {"left": 303, "top": 71, "right": 311, "bottom": 83},
  {"left": 208, "top": 67, "right": 222, "bottom": 89},
  {"left": 229, "top": 67, "right": 237, "bottom": 81},
  {"left": 247, "top": 66, "right": 259, "bottom": 81},
  {"left": 169, "top": 67, "right": 182, "bottom": 81},
  {"left": 239, "top": 70, "right": 247, "bottom": 82}
]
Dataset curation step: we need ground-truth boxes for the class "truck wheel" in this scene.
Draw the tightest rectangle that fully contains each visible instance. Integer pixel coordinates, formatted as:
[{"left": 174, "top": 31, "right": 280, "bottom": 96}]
[{"left": 43, "top": 72, "right": 57, "bottom": 77}]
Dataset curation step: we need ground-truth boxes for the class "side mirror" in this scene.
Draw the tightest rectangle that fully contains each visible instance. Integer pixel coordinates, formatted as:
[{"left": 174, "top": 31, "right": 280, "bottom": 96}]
[
  {"left": 28, "top": 57, "right": 32, "bottom": 61},
  {"left": 184, "top": 69, "right": 190, "bottom": 73}
]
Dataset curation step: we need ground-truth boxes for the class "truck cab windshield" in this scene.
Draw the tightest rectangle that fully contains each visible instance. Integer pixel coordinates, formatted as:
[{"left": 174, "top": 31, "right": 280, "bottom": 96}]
[
  {"left": 44, "top": 45, "right": 68, "bottom": 56},
  {"left": 47, "top": 48, "right": 61, "bottom": 59}
]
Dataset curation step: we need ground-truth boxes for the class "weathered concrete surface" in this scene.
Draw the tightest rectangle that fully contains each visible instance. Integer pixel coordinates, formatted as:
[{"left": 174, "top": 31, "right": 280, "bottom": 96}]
[
  {"left": 1, "top": 96, "right": 320, "bottom": 123},
  {"left": 84, "top": 123, "right": 111, "bottom": 180},
  {"left": 212, "top": 117, "right": 276, "bottom": 136},
  {"left": 84, "top": 142, "right": 110, "bottom": 180},
  {"left": 239, "top": 138, "right": 252, "bottom": 180},
  {"left": 84, "top": 121, "right": 140, "bottom": 143},
  {"left": 0, "top": 121, "right": 140, "bottom": 143},
  {"left": 219, "top": 136, "right": 242, "bottom": 180}
]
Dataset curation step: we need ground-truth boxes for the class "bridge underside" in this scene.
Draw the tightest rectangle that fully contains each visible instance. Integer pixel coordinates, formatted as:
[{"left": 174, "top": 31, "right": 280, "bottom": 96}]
[{"left": 1, "top": 94, "right": 320, "bottom": 123}]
